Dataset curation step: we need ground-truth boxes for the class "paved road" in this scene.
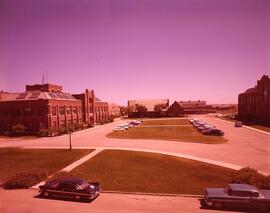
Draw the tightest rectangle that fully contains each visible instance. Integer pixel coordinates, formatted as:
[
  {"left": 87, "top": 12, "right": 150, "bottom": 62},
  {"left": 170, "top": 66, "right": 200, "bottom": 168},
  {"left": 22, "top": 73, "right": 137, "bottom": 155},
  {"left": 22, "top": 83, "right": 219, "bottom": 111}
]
[
  {"left": 0, "top": 189, "right": 244, "bottom": 213},
  {"left": 0, "top": 115, "right": 269, "bottom": 174}
]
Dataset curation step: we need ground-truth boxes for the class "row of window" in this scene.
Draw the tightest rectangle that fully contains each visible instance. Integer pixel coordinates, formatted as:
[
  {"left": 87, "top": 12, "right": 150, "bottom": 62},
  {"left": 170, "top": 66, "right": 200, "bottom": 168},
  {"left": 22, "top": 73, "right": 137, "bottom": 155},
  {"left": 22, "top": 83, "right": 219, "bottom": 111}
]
[
  {"left": 52, "top": 118, "right": 83, "bottom": 129},
  {"left": 95, "top": 106, "right": 108, "bottom": 113},
  {"left": 51, "top": 106, "right": 82, "bottom": 116},
  {"left": 0, "top": 107, "right": 45, "bottom": 117}
]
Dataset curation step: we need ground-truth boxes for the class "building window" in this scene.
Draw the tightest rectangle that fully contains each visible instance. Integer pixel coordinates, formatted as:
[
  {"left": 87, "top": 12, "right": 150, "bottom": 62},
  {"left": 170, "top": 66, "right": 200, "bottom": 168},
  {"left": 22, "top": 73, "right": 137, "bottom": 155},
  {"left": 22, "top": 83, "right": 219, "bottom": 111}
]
[
  {"left": 73, "top": 107, "right": 78, "bottom": 114},
  {"left": 24, "top": 107, "right": 32, "bottom": 117},
  {"left": 59, "top": 107, "right": 65, "bottom": 115},
  {"left": 52, "top": 121, "right": 57, "bottom": 129},
  {"left": 66, "top": 107, "right": 71, "bottom": 115},
  {"left": 60, "top": 121, "right": 66, "bottom": 128},
  {"left": 52, "top": 107, "right": 57, "bottom": 116}
]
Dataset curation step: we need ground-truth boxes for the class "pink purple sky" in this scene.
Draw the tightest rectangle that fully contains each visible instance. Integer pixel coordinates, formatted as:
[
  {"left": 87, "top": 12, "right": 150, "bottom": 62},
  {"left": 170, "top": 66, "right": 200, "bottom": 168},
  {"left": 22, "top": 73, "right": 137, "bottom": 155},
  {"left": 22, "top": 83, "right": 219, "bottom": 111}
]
[{"left": 0, "top": 0, "right": 269, "bottom": 105}]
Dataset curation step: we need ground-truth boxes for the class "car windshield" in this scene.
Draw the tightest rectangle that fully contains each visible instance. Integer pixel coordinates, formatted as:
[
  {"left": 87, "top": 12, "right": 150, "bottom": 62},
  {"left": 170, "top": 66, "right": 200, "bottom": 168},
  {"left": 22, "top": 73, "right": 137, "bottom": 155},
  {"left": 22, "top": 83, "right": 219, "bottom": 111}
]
[{"left": 77, "top": 179, "right": 89, "bottom": 189}]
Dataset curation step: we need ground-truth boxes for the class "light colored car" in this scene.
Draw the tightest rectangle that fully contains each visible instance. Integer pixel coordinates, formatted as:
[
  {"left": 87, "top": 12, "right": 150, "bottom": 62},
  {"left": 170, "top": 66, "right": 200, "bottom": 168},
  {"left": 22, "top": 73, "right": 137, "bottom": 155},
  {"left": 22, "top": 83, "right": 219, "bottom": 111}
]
[
  {"left": 113, "top": 126, "right": 126, "bottom": 131},
  {"left": 234, "top": 121, "right": 243, "bottom": 127}
]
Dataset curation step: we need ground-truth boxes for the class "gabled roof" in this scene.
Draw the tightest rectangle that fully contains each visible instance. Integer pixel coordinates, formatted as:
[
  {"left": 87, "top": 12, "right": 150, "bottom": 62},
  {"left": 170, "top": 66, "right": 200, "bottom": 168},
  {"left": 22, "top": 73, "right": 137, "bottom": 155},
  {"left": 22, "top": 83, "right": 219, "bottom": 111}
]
[{"left": 2, "top": 91, "right": 79, "bottom": 102}]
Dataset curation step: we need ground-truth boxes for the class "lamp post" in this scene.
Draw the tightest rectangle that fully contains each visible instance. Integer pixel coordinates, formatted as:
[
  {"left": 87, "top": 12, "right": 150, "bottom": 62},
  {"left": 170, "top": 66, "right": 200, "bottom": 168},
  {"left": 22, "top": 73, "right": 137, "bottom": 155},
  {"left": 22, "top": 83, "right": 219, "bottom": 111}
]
[{"left": 68, "top": 132, "right": 72, "bottom": 151}]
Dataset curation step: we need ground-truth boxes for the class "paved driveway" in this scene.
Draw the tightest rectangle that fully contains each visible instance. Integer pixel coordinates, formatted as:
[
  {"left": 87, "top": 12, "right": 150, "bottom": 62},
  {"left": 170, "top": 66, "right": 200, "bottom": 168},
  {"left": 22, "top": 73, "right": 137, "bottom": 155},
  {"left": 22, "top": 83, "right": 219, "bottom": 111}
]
[{"left": 0, "top": 115, "right": 269, "bottom": 174}]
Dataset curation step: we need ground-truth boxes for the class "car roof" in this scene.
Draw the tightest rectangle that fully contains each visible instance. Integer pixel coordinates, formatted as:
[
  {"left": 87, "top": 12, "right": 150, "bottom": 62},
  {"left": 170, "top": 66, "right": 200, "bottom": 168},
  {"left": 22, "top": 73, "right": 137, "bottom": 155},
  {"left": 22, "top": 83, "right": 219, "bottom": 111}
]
[{"left": 229, "top": 183, "right": 258, "bottom": 191}]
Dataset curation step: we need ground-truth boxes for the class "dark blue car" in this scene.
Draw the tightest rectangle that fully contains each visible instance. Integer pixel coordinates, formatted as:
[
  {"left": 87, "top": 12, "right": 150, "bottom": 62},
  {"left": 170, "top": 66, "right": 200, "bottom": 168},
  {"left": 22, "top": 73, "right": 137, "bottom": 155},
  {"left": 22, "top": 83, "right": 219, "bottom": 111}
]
[{"left": 39, "top": 177, "right": 100, "bottom": 201}]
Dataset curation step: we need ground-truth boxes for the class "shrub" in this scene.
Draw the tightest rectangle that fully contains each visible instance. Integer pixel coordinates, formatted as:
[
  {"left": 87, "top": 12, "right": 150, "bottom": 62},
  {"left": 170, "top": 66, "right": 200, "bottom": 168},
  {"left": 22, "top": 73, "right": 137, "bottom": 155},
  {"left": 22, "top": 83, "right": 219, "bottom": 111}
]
[
  {"left": 59, "top": 127, "right": 68, "bottom": 135},
  {"left": 4, "top": 171, "right": 48, "bottom": 189},
  {"left": 231, "top": 167, "right": 270, "bottom": 189},
  {"left": 9, "top": 124, "right": 27, "bottom": 136},
  {"left": 38, "top": 128, "right": 49, "bottom": 137}
]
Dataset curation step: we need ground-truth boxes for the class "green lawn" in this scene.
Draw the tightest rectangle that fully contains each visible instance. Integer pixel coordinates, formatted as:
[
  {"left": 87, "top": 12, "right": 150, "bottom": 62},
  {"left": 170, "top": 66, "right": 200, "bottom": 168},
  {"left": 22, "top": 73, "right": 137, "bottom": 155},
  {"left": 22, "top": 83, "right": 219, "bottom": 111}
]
[
  {"left": 107, "top": 125, "right": 227, "bottom": 144},
  {"left": 0, "top": 148, "right": 93, "bottom": 183},
  {"left": 69, "top": 150, "right": 236, "bottom": 195},
  {"left": 142, "top": 119, "right": 190, "bottom": 125}
]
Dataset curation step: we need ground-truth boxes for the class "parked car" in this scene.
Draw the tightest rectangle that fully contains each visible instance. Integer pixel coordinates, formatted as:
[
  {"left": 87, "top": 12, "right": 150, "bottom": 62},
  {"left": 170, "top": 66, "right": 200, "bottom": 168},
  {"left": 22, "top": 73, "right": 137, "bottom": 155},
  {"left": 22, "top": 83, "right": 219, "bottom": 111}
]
[
  {"left": 39, "top": 178, "right": 100, "bottom": 201},
  {"left": 129, "top": 120, "right": 142, "bottom": 125},
  {"left": 234, "top": 121, "right": 243, "bottom": 127},
  {"left": 202, "top": 128, "right": 224, "bottom": 136},
  {"left": 113, "top": 126, "right": 126, "bottom": 131},
  {"left": 119, "top": 124, "right": 130, "bottom": 130},
  {"left": 200, "top": 183, "right": 270, "bottom": 211}
]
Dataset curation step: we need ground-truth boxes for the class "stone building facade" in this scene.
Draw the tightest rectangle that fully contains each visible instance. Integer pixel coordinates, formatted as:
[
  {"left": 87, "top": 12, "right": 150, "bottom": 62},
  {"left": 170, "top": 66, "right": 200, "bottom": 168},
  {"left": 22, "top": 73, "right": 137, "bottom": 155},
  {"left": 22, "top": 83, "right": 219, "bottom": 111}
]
[{"left": 238, "top": 75, "right": 270, "bottom": 123}]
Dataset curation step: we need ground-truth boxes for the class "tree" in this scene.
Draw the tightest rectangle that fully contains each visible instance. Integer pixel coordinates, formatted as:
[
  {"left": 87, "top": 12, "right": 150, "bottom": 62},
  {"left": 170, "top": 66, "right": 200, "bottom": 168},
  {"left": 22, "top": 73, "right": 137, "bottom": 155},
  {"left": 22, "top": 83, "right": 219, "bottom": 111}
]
[
  {"left": 10, "top": 124, "right": 27, "bottom": 136},
  {"left": 120, "top": 106, "right": 134, "bottom": 116},
  {"left": 154, "top": 103, "right": 168, "bottom": 112},
  {"left": 135, "top": 104, "right": 147, "bottom": 117}
]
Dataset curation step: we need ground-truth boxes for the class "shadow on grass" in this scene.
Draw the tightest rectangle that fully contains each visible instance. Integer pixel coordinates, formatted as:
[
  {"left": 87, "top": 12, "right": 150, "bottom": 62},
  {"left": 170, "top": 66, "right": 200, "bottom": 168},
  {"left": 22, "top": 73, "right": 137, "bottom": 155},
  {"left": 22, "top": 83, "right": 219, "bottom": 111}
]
[{"left": 34, "top": 193, "right": 100, "bottom": 204}]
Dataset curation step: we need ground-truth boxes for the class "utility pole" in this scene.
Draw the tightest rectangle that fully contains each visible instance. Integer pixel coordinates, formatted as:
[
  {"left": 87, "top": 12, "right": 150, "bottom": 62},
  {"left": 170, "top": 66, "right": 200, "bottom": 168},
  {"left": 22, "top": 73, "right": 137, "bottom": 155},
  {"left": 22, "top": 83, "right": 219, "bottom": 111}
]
[{"left": 69, "top": 132, "right": 72, "bottom": 151}]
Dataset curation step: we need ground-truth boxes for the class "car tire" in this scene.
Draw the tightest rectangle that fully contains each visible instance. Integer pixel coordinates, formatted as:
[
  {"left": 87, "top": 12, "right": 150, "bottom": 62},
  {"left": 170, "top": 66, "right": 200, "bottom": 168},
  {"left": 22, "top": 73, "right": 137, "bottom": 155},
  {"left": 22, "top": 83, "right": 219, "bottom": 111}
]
[
  {"left": 213, "top": 201, "right": 224, "bottom": 209},
  {"left": 200, "top": 199, "right": 208, "bottom": 208}
]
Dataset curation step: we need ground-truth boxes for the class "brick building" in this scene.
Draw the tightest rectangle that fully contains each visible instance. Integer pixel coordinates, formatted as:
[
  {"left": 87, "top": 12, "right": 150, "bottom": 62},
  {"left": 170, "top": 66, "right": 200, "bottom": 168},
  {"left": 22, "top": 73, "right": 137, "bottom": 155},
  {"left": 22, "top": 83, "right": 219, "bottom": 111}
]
[
  {"left": 0, "top": 83, "right": 109, "bottom": 134},
  {"left": 238, "top": 75, "right": 270, "bottom": 123},
  {"left": 167, "top": 100, "right": 215, "bottom": 114},
  {"left": 166, "top": 101, "right": 184, "bottom": 117}
]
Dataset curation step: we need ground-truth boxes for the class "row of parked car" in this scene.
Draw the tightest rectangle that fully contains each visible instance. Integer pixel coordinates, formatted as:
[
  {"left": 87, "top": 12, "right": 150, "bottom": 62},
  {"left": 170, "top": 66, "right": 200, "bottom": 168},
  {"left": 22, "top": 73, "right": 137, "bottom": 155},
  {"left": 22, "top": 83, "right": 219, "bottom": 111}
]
[
  {"left": 190, "top": 118, "right": 224, "bottom": 136},
  {"left": 113, "top": 120, "right": 143, "bottom": 131}
]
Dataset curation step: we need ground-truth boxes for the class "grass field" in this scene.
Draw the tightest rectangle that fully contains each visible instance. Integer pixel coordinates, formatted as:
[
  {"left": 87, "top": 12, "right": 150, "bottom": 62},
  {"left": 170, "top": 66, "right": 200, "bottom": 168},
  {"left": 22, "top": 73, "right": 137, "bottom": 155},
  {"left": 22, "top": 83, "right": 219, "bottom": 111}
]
[
  {"left": 0, "top": 148, "right": 93, "bottom": 183},
  {"left": 69, "top": 150, "right": 236, "bottom": 195},
  {"left": 107, "top": 119, "right": 227, "bottom": 144},
  {"left": 142, "top": 119, "right": 190, "bottom": 125}
]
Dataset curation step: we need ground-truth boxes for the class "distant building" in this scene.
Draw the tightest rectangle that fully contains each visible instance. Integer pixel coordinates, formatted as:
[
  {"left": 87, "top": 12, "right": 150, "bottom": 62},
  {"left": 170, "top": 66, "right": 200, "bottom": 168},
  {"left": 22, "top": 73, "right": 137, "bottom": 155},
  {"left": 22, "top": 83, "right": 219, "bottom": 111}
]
[
  {"left": 128, "top": 99, "right": 169, "bottom": 111},
  {"left": 174, "top": 100, "right": 215, "bottom": 114},
  {"left": 166, "top": 101, "right": 184, "bottom": 117},
  {"left": 211, "top": 104, "right": 238, "bottom": 115},
  {"left": 238, "top": 75, "right": 270, "bottom": 123},
  {"left": 0, "top": 83, "right": 109, "bottom": 134},
  {"left": 127, "top": 99, "right": 169, "bottom": 117},
  {"left": 108, "top": 103, "right": 121, "bottom": 118}
]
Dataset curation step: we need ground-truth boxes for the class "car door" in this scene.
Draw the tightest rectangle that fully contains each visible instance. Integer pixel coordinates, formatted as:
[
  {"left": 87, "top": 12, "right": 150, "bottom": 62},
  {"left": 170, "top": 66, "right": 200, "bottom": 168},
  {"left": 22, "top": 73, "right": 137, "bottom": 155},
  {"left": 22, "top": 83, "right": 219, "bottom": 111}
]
[
  {"left": 58, "top": 183, "right": 77, "bottom": 198},
  {"left": 228, "top": 191, "right": 251, "bottom": 208}
]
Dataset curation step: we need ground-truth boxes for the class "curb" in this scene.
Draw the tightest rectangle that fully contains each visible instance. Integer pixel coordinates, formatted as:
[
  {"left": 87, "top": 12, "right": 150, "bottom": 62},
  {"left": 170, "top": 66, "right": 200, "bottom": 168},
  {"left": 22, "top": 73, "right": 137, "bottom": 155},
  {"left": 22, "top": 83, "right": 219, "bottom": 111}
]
[{"left": 102, "top": 191, "right": 203, "bottom": 198}]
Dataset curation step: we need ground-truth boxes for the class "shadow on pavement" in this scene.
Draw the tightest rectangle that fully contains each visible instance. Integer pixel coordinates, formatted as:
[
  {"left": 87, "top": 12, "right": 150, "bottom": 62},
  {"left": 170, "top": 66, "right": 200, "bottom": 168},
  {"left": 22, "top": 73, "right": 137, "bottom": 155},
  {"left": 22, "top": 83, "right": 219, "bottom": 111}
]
[{"left": 34, "top": 193, "right": 99, "bottom": 204}]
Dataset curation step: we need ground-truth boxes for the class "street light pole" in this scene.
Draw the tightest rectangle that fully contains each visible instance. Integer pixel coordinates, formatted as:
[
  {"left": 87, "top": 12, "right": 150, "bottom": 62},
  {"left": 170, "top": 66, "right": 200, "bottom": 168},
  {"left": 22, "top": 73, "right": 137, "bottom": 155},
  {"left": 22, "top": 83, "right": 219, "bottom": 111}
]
[{"left": 69, "top": 132, "right": 72, "bottom": 151}]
